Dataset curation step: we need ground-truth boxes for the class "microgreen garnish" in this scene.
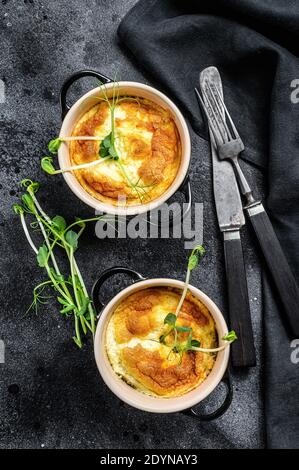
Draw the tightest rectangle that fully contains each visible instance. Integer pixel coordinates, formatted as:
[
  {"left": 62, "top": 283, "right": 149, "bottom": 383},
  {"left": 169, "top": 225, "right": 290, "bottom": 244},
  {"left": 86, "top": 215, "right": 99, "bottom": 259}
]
[
  {"left": 41, "top": 155, "right": 111, "bottom": 175},
  {"left": 13, "top": 179, "right": 113, "bottom": 348},
  {"left": 48, "top": 138, "right": 62, "bottom": 154},
  {"left": 42, "top": 81, "right": 155, "bottom": 203},
  {"left": 159, "top": 245, "right": 237, "bottom": 363},
  {"left": 99, "top": 132, "right": 119, "bottom": 160},
  {"left": 174, "top": 245, "right": 206, "bottom": 318},
  {"left": 222, "top": 331, "right": 238, "bottom": 342}
]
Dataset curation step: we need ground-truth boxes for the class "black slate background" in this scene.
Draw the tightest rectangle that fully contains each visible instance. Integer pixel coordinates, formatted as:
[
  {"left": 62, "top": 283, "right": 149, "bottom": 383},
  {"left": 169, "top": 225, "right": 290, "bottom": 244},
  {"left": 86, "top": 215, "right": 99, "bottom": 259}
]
[{"left": 0, "top": 0, "right": 265, "bottom": 449}]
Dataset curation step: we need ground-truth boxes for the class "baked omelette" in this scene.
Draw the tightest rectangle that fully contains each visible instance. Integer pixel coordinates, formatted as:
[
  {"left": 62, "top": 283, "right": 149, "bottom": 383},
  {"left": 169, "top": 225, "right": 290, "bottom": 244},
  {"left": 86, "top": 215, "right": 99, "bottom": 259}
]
[
  {"left": 106, "top": 287, "right": 218, "bottom": 398},
  {"left": 69, "top": 97, "right": 181, "bottom": 206}
]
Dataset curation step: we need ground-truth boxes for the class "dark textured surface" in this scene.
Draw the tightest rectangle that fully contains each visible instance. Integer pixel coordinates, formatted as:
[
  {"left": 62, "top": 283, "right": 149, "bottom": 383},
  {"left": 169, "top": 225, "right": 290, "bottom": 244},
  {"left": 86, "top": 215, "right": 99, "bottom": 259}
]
[{"left": 0, "top": 0, "right": 264, "bottom": 449}]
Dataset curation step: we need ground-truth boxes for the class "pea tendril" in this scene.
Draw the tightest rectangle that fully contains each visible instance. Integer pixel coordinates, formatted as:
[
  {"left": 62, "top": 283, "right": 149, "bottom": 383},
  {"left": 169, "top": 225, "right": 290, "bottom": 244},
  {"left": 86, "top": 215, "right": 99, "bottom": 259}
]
[
  {"left": 13, "top": 179, "right": 113, "bottom": 348},
  {"left": 159, "top": 246, "right": 237, "bottom": 363}
]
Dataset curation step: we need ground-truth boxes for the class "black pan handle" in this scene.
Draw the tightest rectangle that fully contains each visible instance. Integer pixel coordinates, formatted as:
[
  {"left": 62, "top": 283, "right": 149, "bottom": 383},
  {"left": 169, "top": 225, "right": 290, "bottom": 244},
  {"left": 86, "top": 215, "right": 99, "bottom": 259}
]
[
  {"left": 223, "top": 231, "right": 256, "bottom": 367},
  {"left": 247, "top": 202, "right": 299, "bottom": 337},
  {"left": 60, "top": 69, "right": 113, "bottom": 119},
  {"left": 149, "top": 176, "right": 192, "bottom": 228},
  {"left": 91, "top": 266, "right": 146, "bottom": 315},
  {"left": 177, "top": 176, "right": 192, "bottom": 224},
  {"left": 183, "top": 373, "right": 232, "bottom": 421}
]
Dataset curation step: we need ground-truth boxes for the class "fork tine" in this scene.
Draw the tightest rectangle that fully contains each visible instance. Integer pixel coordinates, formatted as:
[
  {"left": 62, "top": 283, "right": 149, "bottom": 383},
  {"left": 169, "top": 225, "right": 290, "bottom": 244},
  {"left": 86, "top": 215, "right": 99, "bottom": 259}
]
[
  {"left": 205, "top": 81, "right": 232, "bottom": 141},
  {"left": 213, "top": 85, "right": 240, "bottom": 140},
  {"left": 201, "top": 87, "right": 227, "bottom": 144},
  {"left": 194, "top": 88, "right": 223, "bottom": 146}
]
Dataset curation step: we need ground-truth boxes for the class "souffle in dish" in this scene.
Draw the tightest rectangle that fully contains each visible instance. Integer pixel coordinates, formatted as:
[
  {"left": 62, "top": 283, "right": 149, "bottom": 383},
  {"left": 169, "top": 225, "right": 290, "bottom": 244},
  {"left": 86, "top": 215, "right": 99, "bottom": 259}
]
[
  {"left": 106, "top": 287, "right": 218, "bottom": 398},
  {"left": 69, "top": 97, "right": 181, "bottom": 206}
]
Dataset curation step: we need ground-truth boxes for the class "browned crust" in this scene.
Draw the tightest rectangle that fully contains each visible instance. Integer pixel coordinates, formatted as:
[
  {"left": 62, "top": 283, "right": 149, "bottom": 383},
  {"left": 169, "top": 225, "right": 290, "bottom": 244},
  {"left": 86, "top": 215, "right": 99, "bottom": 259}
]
[
  {"left": 107, "top": 287, "right": 217, "bottom": 397},
  {"left": 69, "top": 97, "right": 181, "bottom": 206}
]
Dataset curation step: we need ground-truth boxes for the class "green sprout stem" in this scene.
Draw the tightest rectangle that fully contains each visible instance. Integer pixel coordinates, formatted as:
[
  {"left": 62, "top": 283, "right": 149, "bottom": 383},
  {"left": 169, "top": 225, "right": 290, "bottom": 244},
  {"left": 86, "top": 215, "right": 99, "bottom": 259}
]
[
  {"left": 61, "top": 136, "right": 103, "bottom": 142},
  {"left": 14, "top": 180, "right": 109, "bottom": 346},
  {"left": 174, "top": 268, "right": 191, "bottom": 317},
  {"left": 35, "top": 209, "right": 115, "bottom": 337},
  {"left": 30, "top": 192, "right": 51, "bottom": 223},
  {"left": 44, "top": 155, "right": 111, "bottom": 175},
  {"left": 20, "top": 212, "right": 38, "bottom": 254},
  {"left": 191, "top": 342, "right": 234, "bottom": 354},
  {"left": 174, "top": 245, "right": 205, "bottom": 318},
  {"left": 36, "top": 215, "right": 61, "bottom": 279},
  {"left": 27, "top": 193, "right": 73, "bottom": 299}
]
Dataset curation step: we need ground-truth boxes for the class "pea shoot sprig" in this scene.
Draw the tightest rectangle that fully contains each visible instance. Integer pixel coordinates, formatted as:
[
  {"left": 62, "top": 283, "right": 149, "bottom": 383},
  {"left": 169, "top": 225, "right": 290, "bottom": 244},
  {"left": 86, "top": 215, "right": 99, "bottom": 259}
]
[
  {"left": 13, "top": 179, "right": 112, "bottom": 348},
  {"left": 159, "top": 246, "right": 237, "bottom": 363},
  {"left": 41, "top": 81, "right": 155, "bottom": 203}
]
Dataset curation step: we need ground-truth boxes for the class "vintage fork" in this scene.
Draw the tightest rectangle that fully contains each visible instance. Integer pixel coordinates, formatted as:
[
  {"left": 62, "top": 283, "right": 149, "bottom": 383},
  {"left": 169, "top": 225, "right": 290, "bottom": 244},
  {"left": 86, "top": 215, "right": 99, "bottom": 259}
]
[
  {"left": 195, "top": 80, "right": 299, "bottom": 338},
  {"left": 195, "top": 83, "right": 256, "bottom": 206}
]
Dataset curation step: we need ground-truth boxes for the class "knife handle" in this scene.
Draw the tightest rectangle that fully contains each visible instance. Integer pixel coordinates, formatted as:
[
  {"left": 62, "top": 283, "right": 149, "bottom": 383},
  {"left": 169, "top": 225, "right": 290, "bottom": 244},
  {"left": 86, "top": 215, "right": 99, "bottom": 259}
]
[
  {"left": 223, "top": 231, "right": 256, "bottom": 367},
  {"left": 247, "top": 203, "right": 299, "bottom": 337}
]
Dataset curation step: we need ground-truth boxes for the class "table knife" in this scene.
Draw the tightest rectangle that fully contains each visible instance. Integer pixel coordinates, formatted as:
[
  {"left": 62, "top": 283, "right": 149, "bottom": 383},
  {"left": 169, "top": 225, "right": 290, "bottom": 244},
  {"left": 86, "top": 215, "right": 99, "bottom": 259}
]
[{"left": 199, "top": 67, "right": 256, "bottom": 367}]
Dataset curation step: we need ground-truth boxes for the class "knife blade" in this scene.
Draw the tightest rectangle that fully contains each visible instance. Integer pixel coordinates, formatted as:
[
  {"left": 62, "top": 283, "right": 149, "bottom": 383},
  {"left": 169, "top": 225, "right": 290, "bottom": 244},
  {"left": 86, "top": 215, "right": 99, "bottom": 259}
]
[{"left": 198, "top": 66, "right": 256, "bottom": 367}]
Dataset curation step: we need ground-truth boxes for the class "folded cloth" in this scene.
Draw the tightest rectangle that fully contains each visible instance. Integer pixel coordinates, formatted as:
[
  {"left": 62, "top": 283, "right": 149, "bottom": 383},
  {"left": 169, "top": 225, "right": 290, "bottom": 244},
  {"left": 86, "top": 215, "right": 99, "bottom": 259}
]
[{"left": 118, "top": 0, "right": 299, "bottom": 449}]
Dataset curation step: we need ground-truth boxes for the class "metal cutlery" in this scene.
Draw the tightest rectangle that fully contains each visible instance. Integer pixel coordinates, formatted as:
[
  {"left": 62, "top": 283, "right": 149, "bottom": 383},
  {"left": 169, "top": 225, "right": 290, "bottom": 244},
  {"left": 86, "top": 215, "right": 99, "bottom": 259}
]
[
  {"left": 198, "top": 67, "right": 256, "bottom": 367},
  {"left": 197, "top": 66, "right": 299, "bottom": 338}
]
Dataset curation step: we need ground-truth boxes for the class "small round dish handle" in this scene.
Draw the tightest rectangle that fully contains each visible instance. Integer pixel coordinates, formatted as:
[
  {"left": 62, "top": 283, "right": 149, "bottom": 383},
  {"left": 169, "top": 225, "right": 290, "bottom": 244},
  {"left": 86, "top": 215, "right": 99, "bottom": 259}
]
[
  {"left": 92, "top": 266, "right": 146, "bottom": 316},
  {"left": 60, "top": 69, "right": 113, "bottom": 120},
  {"left": 177, "top": 175, "right": 192, "bottom": 223},
  {"left": 182, "top": 373, "right": 232, "bottom": 421},
  {"left": 148, "top": 176, "right": 192, "bottom": 227}
]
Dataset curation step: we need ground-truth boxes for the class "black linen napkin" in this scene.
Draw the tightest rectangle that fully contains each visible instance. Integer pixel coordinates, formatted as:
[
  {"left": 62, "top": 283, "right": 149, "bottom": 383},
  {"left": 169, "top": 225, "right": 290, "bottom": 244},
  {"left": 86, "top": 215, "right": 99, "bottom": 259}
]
[{"left": 118, "top": 0, "right": 299, "bottom": 448}]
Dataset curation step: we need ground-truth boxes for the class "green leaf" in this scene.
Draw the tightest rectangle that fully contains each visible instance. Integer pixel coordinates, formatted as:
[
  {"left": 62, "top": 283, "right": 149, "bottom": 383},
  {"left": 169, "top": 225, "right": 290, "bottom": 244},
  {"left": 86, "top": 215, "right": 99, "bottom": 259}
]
[
  {"left": 65, "top": 230, "right": 78, "bottom": 250},
  {"left": 57, "top": 296, "right": 69, "bottom": 306},
  {"left": 159, "top": 334, "right": 166, "bottom": 344},
  {"left": 50, "top": 270, "right": 65, "bottom": 283},
  {"left": 99, "top": 145, "right": 109, "bottom": 158},
  {"left": 52, "top": 215, "right": 66, "bottom": 232},
  {"left": 191, "top": 339, "right": 201, "bottom": 348},
  {"left": 60, "top": 304, "right": 76, "bottom": 315},
  {"left": 48, "top": 138, "right": 62, "bottom": 154},
  {"left": 21, "top": 179, "right": 40, "bottom": 194},
  {"left": 21, "top": 194, "right": 35, "bottom": 213},
  {"left": 13, "top": 204, "right": 24, "bottom": 215},
  {"left": 41, "top": 156, "right": 56, "bottom": 175},
  {"left": 176, "top": 325, "right": 192, "bottom": 333},
  {"left": 99, "top": 133, "right": 112, "bottom": 158},
  {"left": 108, "top": 146, "right": 119, "bottom": 160},
  {"left": 164, "top": 313, "right": 176, "bottom": 326},
  {"left": 188, "top": 254, "right": 198, "bottom": 271},
  {"left": 73, "top": 336, "right": 82, "bottom": 348},
  {"left": 188, "top": 245, "right": 206, "bottom": 270},
  {"left": 194, "top": 245, "right": 206, "bottom": 256},
  {"left": 222, "top": 330, "right": 238, "bottom": 342},
  {"left": 37, "top": 245, "right": 48, "bottom": 268},
  {"left": 77, "top": 297, "right": 90, "bottom": 316},
  {"left": 103, "top": 133, "right": 112, "bottom": 148},
  {"left": 74, "top": 216, "right": 85, "bottom": 229}
]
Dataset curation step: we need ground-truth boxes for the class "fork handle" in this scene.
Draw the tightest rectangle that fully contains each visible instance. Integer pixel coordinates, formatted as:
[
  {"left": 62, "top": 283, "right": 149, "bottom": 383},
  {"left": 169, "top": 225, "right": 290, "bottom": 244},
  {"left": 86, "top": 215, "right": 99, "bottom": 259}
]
[
  {"left": 247, "top": 203, "right": 299, "bottom": 337},
  {"left": 232, "top": 158, "right": 255, "bottom": 205},
  {"left": 223, "top": 231, "right": 256, "bottom": 367}
]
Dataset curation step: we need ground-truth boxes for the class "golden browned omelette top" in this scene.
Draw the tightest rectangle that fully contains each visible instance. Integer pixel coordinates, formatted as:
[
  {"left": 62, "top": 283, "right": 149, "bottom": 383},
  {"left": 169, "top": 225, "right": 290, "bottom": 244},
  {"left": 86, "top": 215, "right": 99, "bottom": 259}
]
[
  {"left": 69, "top": 97, "right": 181, "bottom": 206},
  {"left": 106, "top": 287, "right": 217, "bottom": 398}
]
